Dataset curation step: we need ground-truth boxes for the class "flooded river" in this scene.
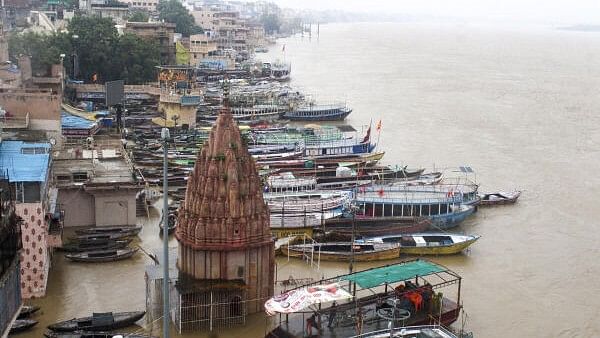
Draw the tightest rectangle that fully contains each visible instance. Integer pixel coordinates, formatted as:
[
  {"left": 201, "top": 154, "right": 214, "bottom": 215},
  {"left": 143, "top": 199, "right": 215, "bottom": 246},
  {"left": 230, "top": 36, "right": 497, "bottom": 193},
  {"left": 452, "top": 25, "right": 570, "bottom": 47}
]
[{"left": 23, "top": 22, "right": 600, "bottom": 337}]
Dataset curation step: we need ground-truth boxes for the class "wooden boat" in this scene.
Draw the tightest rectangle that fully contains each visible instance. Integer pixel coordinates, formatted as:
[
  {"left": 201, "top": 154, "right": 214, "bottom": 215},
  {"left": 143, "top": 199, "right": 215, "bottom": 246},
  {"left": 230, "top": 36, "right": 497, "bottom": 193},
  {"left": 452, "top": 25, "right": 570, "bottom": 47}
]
[
  {"left": 281, "top": 242, "right": 400, "bottom": 262},
  {"left": 59, "top": 239, "right": 133, "bottom": 253},
  {"left": 64, "top": 248, "right": 138, "bottom": 263},
  {"left": 322, "top": 217, "right": 431, "bottom": 236},
  {"left": 283, "top": 103, "right": 352, "bottom": 121},
  {"left": 48, "top": 312, "right": 145, "bottom": 332},
  {"left": 69, "top": 232, "right": 135, "bottom": 243},
  {"left": 362, "top": 233, "right": 481, "bottom": 255},
  {"left": 75, "top": 226, "right": 142, "bottom": 236},
  {"left": 11, "top": 319, "right": 38, "bottom": 333},
  {"left": 264, "top": 259, "right": 463, "bottom": 338},
  {"left": 349, "top": 325, "right": 459, "bottom": 338},
  {"left": 478, "top": 190, "right": 521, "bottom": 206},
  {"left": 44, "top": 331, "right": 155, "bottom": 338},
  {"left": 159, "top": 213, "right": 177, "bottom": 235},
  {"left": 18, "top": 305, "right": 41, "bottom": 318},
  {"left": 353, "top": 186, "right": 478, "bottom": 230},
  {"left": 264, "top": 191, "right": 350, "bottom": 213}
]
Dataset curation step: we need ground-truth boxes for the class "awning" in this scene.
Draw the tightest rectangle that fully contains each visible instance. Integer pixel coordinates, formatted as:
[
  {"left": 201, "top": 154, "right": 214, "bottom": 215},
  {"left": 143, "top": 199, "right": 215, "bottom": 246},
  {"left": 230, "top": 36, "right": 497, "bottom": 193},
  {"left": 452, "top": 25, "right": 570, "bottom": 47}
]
[{"left": 340, "top": 260, "right": 445, "bottom": 289}]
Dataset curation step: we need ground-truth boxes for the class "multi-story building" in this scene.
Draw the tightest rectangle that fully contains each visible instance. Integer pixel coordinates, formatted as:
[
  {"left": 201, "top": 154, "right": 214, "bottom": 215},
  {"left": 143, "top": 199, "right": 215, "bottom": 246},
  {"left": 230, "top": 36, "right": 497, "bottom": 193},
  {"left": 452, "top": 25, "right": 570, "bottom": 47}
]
[
  {"left": 193, "top": 7, "right": 249, "bottom": 52},
  {"left": 119, "top": 0, "right": 159, "bottom": 12},
  {"left": 124, "top": 21, "right": 176, "bottom": 65},
  {"left": 188, "top": 33, "right": 217, "bottom": 67},
  {"left": 0, "top": 140, "right": 60, "bottom": 299},
  {"left": 0, "top": 176, "right": 22, "bottom": 337},
  {"left": 52, "top": 136, "right": 142, "bottom": 228}
]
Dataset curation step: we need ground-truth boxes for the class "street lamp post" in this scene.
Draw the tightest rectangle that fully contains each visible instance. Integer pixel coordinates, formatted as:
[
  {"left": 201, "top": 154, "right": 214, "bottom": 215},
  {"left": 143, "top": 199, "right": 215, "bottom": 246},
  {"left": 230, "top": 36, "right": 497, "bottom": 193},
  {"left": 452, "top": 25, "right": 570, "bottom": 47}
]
[
  {"left": 59, "top": 53, "right": 65, "bottom": 94},
  {"left": 161, "top": 127, "right": 170, "bottom": 338},
  {"left": 71, "top": 34, "right": 79, "bottom": 80}
]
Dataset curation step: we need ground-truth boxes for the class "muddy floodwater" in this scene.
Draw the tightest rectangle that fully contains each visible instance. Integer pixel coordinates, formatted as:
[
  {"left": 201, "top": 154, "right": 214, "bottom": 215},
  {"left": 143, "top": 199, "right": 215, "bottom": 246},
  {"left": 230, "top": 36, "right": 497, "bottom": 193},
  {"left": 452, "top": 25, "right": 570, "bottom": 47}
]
[{"left": 21, "top": 22, "right": 600, "bottom": 338}]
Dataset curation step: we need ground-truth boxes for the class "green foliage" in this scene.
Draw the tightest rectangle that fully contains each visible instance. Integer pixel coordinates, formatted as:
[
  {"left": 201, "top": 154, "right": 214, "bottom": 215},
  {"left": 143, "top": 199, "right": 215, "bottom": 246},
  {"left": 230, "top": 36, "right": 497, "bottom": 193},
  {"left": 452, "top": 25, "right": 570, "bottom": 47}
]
[
  {"left": 7, "top": 15, "right": 159, "bottom": 84},
  {"left": 157, "top": 0, "right": 203, "bottom": 37},
  {"left": 260, "top": 13, "right": 281, "bottom": 34},
  {"left": 127, "top": 10, "right": 149, "bottom": 23}
]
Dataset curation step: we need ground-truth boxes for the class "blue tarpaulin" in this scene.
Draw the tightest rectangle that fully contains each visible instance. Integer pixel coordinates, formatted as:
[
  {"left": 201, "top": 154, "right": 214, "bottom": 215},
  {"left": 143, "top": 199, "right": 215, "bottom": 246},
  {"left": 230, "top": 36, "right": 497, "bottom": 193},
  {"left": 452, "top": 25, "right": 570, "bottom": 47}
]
[
  {"left": 0, "top": 141, "right": 51, "bottom": 182},
  {"left": 61, "top": 111, "right": 96, "bottom": 130}
]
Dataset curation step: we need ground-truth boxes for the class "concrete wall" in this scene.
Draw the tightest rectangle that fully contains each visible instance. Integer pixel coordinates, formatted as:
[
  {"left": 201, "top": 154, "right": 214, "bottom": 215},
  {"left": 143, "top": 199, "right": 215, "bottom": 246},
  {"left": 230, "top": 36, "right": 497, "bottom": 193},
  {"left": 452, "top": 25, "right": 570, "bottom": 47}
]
[
  {"left": 58, "top": 189, "right": 95, "bottom": 228},
  {"left": 93, "top": 191, "right": 137, "bottom": 226},
  {"left": 0, "top": 89, "right": 61, "bottom": 132}
]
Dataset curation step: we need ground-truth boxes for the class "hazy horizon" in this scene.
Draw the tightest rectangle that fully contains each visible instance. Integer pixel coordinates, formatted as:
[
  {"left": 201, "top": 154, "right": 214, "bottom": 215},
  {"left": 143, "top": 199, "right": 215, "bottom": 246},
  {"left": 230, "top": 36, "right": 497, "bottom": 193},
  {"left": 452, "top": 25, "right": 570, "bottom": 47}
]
[{"left": 258, "top": 0, "right": 600, "bottom": 25}]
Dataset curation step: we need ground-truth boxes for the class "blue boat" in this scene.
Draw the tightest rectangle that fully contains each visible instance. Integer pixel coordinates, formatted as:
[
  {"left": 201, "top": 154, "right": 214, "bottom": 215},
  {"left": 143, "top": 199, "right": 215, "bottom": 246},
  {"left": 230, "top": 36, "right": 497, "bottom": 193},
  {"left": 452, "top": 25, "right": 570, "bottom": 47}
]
[
  {"left": 350, "top": 185, "right": 477, "bottom": 229},
  {"left": 284, "top": 103, "right": 352, "bottom": 121}
]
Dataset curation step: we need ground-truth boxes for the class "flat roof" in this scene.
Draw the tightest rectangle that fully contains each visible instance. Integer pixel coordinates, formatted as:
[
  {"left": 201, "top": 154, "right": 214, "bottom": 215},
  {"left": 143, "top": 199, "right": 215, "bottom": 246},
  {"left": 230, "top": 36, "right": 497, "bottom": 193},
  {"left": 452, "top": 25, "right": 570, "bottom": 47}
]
[
  {"left": 0, "top": 141, "right": 51, "bottom": 182},
  {"left": 341, "top": 260, "right": 447, "bottom": 289}
]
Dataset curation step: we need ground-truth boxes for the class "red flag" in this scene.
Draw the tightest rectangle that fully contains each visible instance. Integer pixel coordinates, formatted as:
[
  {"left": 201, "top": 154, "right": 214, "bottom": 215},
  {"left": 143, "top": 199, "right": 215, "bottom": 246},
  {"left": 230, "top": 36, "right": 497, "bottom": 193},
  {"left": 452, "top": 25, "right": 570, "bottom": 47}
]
[
  {"left": 376, "top": 119, "right": 382, "bottom": 132},
  {"left": 378, "top": 188, "right": 385, "bottom": 197}
]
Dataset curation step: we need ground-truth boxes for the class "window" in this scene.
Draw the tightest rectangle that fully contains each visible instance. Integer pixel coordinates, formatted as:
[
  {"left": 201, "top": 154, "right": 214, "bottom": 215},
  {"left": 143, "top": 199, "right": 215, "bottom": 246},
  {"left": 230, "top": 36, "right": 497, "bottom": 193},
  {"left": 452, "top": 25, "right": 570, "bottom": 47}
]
[{"left": 72, "top": 172, "right": 88, "bottom": 182}]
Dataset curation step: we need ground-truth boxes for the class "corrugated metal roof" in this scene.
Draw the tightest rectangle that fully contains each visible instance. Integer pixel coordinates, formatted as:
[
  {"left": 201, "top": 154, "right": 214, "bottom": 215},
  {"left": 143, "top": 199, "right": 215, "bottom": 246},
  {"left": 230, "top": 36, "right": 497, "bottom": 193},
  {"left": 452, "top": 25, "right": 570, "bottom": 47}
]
[
  {"left": 0, "top": 141, "right": 51, "bottom": 183},
  {"left": 61, "top": 112, "right": 96, "bottom": 130}
]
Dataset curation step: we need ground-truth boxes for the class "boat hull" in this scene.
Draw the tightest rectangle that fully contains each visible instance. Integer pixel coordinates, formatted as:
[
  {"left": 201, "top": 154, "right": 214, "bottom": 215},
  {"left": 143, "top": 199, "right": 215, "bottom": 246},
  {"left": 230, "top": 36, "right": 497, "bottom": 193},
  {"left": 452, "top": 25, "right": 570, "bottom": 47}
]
[
  {"left": 399, "top": 237, "right": 479, "bottom": 255},
  {"left": 429, "top": 206, "right": 476, "bottom": 230},
  {"left": 282, "top": 244, "right": 400, "bottom": 262},
  {"left": 48, "top": 311, "right": 146, "bottom": 332}
]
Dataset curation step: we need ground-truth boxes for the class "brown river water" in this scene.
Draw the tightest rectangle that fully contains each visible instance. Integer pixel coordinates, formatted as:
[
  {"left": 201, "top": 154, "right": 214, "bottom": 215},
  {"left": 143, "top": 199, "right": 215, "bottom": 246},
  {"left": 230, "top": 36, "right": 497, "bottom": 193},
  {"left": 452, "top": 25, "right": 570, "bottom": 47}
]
[{"left": 21, "top": 22, "right": 600, "bottom": 338}]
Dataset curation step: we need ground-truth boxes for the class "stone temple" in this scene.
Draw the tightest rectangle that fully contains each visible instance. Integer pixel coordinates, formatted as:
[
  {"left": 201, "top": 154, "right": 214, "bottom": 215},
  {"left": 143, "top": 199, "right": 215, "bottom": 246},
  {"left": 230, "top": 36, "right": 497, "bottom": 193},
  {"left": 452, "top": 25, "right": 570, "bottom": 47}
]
[{"left": 174, "top": 106, "right": 274, "bottom": 330}]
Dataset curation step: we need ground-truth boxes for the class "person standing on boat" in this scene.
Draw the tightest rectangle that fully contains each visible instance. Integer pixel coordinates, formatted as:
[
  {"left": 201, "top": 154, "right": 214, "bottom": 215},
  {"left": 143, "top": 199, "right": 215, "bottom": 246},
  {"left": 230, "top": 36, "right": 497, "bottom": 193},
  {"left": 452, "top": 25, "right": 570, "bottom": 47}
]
[
  {"left": 306, "top": 311, "right": 320, "bottom": 336},
  {"left": 355, "top": 307, "right": 364, "bottom": 335},
  {"left": 328, "top": 301, "right": 337, "bottom": 328}
]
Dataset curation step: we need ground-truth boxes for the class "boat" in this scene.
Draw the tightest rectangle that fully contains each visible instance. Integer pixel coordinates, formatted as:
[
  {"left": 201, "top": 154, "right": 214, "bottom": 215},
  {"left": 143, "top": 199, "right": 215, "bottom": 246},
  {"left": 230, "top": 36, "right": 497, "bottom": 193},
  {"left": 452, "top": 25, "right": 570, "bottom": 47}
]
[
  {"left": 281, "top": 242, "right": 400, "bottom": 262},
  {"left": 18, "top": 305, "right": 41, "bottom": 318},
  {"left": 44, "top": 331, "right": 155, "bottom": 338},
  {"left": 265, "top": 259, "right": 464, "bottom": 338},
  {"left": 48, "top": 311, "right": 146, "bottom": 332},
  {"left": 75, "top": 226, "right": 142, "bottom": 236},
  {"left": 64, "top": 248, "right": 138, "bottom": 263},
  {"left": 478, "top": 190, "right": 521, "bottom": 206},
  {"left": 159, "top": 213, "right": 177, "bottom": 235},
  {"left": 284, "top": 103, "right": 352, "bottom": 121},
  {"left": 361, "top": 233, "right": 481, "bottom": 255},
  {"left": 322, "top": 217, "right": 431, "bottom": 236},
  {"left": 350, "top": 325, "right": 460, "bottom": 338},
  {"left": 264, "top": 191, "right": 351, "bottom": 214},
  {"left": 10, "top": 319, "right": 38, "bottom": 333},
  {"left": 270, "top": 209, "right": 343, "bottom": 239},
  {"left": 351, "top": 185, "right": 478, "bottom": 229},
  {"left": 268, "top": 62, "right": 291, "bottom": 81},
  {"left": 59, "top": 239, "right": 133, "bottom": 253},
  {"left": 69, "top": 232, "right": 136, "bottom": 243}
]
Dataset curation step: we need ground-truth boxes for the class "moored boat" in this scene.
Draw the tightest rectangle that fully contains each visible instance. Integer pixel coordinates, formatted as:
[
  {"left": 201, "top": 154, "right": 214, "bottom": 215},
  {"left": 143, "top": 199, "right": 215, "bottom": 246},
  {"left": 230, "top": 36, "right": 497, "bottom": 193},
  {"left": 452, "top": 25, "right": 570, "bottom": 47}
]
[
  {"left": 350, "top": 325, "right": 459, "bottom": 338},
  {"left": 322, "top": 217, "right": 431, "bottom": 236},
  {"left": 69, "top": 232, "right": 136, "bottom": 243},
  {"left": 478, "top": 190, "right": 521, "bottom": 206},
  {"left": 58, "top": 239, "right": 132, "bottom": 253},
  {"left": 75, "top": 226, "right": 142, "bottom": 236},
  {"left": 281, "top": 242, "right": 400, "bottom": 262},
  {"left": 18, "top": 305, "right": 41, "bottom": 318},
  {"left": 10, "top": 319, "right": 38, "bottom": 333},
  {"left": 284, "top": 103, "right": 352, "bottom": 121},
  {"left": 48, "top": 311, "right": 146, "bottom": 332},
  {"left": 362, "top": 233, "right": 481, "bottom": 255},
  {"left": 44, "top": 331, "right": 155, "bottom": 338},
  {"left": 64, "top": 248, "right": 138, "bottom": 263},
  {"left": 264, "top": 191, "right": 351, "bottom": 213}
]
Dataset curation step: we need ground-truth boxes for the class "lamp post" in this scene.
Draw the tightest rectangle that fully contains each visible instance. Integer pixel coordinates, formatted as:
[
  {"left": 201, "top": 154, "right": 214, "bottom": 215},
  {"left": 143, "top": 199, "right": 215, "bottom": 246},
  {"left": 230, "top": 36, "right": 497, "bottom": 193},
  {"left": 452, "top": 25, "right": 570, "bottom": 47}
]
[
  {"left": 71, "top": 34, "right": 79, "bottom": 80},
  {"left": 161, "top": 127, "right": 170, "bottom": 338},
  {"left": 59, "top": 53, "right": 65, "bottom": 94}
]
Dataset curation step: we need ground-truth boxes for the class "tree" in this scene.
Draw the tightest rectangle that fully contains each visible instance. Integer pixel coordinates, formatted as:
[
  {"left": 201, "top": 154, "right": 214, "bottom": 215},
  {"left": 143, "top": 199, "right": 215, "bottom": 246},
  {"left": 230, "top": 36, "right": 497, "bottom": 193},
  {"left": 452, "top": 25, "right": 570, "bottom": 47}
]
[
  {"left": 157, "top": 0, "right": 203, "bottom": 37},
  {"left": 128, "top": 10, "right": 149, "bottom": 23},
  {"left": 8, "top": 15, "right": 160, "bottom": 84},
  {"left": 260, "top": 13, "right": 281, "bottom": 34}
]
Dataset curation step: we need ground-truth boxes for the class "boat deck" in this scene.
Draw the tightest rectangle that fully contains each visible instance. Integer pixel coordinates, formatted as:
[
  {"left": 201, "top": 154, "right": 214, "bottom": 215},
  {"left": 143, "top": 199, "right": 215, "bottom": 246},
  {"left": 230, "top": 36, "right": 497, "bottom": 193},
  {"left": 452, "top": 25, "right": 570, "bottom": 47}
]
[{"left": 268, "top": 297, "right": 459, "bottom": 338}]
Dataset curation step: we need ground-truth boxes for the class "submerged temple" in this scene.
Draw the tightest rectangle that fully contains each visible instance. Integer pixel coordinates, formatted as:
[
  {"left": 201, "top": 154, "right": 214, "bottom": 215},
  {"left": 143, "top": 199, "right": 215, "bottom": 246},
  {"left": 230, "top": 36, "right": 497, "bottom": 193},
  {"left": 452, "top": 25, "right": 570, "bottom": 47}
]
[{"left": 174, "top": 107, "right": 274, "bottom": 330}]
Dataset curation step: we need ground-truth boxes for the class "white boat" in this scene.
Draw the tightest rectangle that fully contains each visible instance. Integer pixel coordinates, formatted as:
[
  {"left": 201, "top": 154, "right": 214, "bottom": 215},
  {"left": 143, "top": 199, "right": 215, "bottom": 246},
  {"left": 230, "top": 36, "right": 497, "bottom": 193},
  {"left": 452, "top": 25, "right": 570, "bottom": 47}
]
[
  {"left": 264, "top": 191, "right": 351, "bottom": 213},
  {"left": 361, "top": 233, "right": 480, "bottom": 255}
]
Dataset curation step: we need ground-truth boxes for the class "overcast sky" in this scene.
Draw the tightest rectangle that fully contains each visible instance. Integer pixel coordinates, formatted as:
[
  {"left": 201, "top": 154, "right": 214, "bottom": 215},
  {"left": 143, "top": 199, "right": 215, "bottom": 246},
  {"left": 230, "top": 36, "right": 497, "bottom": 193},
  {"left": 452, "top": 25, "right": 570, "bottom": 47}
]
[{"left": 265, "top": 0, "right": 600, "bottom": 24}]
